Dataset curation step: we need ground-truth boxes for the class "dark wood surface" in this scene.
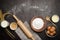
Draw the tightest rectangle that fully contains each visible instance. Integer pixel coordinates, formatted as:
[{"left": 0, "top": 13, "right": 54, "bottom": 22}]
[{"left": 0, "top": 0, "right": 60, "bottom": 40}]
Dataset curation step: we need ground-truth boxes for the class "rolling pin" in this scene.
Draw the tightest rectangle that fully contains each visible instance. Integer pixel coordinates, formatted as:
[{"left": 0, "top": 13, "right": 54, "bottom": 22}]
[{"left": 13, "top": 15, "right": 35, "bottom": 40}]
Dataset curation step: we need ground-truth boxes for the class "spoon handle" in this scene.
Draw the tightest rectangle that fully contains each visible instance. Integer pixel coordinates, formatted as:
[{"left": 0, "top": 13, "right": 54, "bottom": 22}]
[
  {"left": 0, "top": 10, "right": 3, "bottom": 22},
  {"left": 50, "top": 21, "right": 56, "bottom": 26}
]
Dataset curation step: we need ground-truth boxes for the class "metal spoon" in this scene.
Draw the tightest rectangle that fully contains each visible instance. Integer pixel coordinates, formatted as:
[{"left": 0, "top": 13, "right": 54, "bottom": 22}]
[{"left": 45, "top": 16, "right": 56, "bottom": 26}]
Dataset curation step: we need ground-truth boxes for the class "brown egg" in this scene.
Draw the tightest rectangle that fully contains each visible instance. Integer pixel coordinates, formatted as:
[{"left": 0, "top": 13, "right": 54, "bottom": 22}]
[
  {"left": 50, "top": 33, "right": 54, "bottom": 36},
  {"left": 53, "top": 31, "right": 56, "bottom": 34},
  {"left": 50, "top": 28, "right": 54, "bottom": 32},
  {"left": 47, "top": 26, "right": 51, "bottom": 30},
  {"left": 47, "top": 30, "right": 50, "bottom": 34},
  {"left": 52, "top": 26, "right": 56, "bottom": 31}
]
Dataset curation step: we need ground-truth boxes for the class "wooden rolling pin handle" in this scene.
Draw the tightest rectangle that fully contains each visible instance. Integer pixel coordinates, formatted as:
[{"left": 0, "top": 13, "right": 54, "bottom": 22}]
[
  {"left": 32, "top": 37, "right": 35, "bottom": 40},
  {"left": 13, "top": 15, "right": 35, "bottom": 40}
]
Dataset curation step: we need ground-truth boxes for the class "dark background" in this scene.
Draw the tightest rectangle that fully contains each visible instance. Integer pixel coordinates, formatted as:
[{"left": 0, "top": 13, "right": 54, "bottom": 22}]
[{"left": 0, "top": 0, "right": 60, "bottom": 40}]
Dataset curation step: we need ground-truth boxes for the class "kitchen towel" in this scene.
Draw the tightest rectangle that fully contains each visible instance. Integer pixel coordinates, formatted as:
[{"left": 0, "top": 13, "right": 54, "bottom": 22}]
[{"left": 15, "top": 21, "right": 42, "bottom": 40}]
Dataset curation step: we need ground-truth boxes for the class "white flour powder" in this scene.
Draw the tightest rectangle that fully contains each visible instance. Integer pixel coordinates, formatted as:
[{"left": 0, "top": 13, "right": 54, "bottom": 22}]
[{"left": 32, "top": 18, "right": 44, "bottom": 29}]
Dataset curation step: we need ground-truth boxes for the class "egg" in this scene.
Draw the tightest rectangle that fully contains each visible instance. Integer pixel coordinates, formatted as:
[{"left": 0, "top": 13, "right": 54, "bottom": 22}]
[
  {"left": 50, "top": 33, "right": 54, "bottom": 36},
  {"left": 50, "top": 28, "right": 54, "bottom": 32},
  {"left": 46, "top": 26, "right": 56, "bottom": 37},
  {"left": 47, "top": 26, "right": 51, "bottom": 30},
  {"left": 52, "top": 26, "right": 56, "bottom": 31},
  {"left": 47, "top": 31, "right": 50, "bottom": 34},
  {"left": 53, "top": 31, "right": 56, "bottom": 34}
]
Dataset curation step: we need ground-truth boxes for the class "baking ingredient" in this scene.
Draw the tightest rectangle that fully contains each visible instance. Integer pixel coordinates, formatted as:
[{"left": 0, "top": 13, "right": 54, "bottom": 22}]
[
  {"left": 47, "top": 26, "right": 51, "bottom": 30},
  {"left": 50, "top": 28, "right": 54, "bottom": 32},
  {"left": 50, "top": 33, "right": 54, "bottom": 36},
  {"left": 53, "top": 31, "right": 56, "bottom": 34},
  {"left": 46, "top": 26, "right": 56, "bottom": 36},
  {"left": 52, "top": 26, "right": 56, "bottom": 31},
  {"left": 1, "top": 20, "right": 9, "bottom": 28},
  {"left": 51, "top": 15, "right": 59, "bottom": 23},
  {"left": 46, "top": 31, "right": 50, "bottom": 34},
  {"left": 32, "top": 18, "right": 44, "bottom": 29},
  {"left": 10, "top": 22, "right": 17, "bottom": 30}
]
